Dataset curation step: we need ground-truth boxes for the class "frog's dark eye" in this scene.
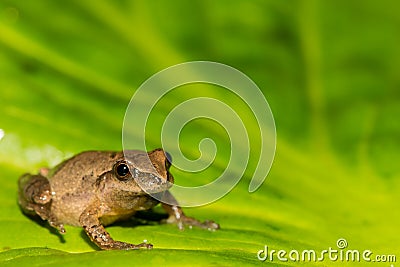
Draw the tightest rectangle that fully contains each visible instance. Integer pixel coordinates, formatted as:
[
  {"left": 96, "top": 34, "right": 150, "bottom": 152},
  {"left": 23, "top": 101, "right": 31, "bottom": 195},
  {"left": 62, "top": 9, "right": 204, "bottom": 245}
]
[{"left": 114, "top": 162, "right": 130, "bottom": 180}]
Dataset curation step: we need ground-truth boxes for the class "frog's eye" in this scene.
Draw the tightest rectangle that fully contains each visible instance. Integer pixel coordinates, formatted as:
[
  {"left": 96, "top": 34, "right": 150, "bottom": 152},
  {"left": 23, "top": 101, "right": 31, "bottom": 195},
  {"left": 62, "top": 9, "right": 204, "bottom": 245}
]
[{"left": 114, "top": 162, "right": 130, "bottom": 180}]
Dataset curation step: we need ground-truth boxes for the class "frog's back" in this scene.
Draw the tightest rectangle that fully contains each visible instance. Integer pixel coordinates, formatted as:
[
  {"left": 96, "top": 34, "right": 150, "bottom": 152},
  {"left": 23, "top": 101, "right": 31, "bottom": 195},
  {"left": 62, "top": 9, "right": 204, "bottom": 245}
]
[
  {"left": 48, "top": 151, "right": 124, "bottom": 226},
  {"left": 49, "top": 151, "right": 124, "bottom": 191}
]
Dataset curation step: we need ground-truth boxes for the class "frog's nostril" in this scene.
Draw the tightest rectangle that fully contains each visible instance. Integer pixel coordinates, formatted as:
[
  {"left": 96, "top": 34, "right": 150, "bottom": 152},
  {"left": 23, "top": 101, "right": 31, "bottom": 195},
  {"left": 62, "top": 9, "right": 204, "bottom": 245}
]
[{"left": 133, "top": 168, "right": 139, "bottom": 178}]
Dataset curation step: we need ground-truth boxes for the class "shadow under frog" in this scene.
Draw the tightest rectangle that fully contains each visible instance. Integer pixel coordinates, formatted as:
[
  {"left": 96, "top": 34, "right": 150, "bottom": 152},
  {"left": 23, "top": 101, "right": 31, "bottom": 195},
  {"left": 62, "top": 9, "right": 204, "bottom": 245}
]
[{"left": 18, "top": 149, "right": 219, "bottom": 250}]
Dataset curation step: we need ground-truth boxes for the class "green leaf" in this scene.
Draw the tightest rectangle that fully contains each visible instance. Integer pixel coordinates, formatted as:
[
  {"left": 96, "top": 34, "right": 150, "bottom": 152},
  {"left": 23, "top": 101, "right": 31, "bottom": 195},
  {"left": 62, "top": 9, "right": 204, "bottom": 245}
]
[{"left": 0, "top": 1, "right": 399, "bottom": 266}]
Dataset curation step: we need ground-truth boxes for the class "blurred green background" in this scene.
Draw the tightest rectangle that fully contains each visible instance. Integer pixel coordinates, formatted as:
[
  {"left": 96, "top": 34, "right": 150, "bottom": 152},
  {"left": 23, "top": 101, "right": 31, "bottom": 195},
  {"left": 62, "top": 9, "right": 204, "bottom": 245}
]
[{"left": 0, "top": 1, "right": 399, "bottom": 266}]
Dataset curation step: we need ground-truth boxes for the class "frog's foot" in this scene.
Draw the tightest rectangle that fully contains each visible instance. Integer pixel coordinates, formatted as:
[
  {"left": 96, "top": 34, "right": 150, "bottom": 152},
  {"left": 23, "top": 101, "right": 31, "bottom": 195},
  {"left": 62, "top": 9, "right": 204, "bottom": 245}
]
[
  {"left": 165, "top": 215, "right": 220, "bottom": 231},
  {"left": 80, "top": 204, "right": 153, "bottom": 250},
  {"left": 160, "top": 191, "right": 220, "bottom": 231},
  {"left": 83, "top": 223, "right": 153, "bottom": 250},
  {"left": 49, "top": 220, "right": 66, "bottom": 234}
]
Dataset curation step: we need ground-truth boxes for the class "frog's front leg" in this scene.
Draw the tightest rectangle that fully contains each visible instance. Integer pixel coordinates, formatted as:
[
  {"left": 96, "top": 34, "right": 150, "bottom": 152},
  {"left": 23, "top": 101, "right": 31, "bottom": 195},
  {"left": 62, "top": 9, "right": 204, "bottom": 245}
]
[
  {"left": 18, "top": 173, "right": 65, "bottom": 233},
  {"left": 79, "top": 201, "right": 153, "bottom": 250},
  {"left": 161, "top": 191, "right": 220, "bottom": 230}
]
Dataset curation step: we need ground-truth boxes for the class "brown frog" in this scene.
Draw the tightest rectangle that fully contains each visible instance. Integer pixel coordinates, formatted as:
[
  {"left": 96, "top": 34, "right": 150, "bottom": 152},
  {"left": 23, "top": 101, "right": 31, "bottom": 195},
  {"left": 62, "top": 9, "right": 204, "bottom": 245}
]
[{"left": 18, "top": 148, "right": 219, "bottom": 250}]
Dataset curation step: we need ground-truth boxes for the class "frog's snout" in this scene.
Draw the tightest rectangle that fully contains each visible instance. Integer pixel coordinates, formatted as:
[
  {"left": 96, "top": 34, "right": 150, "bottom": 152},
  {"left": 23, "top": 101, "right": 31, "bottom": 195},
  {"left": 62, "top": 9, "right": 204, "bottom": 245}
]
[{"left": 132, "top": 168, "right": 171, "bottom": 193}]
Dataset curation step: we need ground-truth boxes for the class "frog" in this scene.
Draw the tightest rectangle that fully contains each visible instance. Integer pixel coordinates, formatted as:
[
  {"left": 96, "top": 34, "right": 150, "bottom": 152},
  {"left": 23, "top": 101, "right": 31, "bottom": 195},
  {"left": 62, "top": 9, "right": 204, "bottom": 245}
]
[{"left": 18, "top": 148, "right": 219, "bottom": 250}]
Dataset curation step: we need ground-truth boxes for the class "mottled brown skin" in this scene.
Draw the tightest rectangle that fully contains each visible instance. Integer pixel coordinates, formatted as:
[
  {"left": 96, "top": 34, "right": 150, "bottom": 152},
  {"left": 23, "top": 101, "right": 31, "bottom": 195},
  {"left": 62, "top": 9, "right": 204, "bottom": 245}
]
[{"left": 18, "top": 149, "right": 219, "bottom": 250}]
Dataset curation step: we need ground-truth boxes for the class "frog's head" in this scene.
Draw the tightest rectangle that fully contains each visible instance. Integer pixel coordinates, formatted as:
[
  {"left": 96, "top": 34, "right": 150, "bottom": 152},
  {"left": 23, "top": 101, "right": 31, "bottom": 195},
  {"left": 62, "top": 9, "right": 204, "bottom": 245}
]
[{"left": 109, "top": 149, "right": 173, "bottom": 195}]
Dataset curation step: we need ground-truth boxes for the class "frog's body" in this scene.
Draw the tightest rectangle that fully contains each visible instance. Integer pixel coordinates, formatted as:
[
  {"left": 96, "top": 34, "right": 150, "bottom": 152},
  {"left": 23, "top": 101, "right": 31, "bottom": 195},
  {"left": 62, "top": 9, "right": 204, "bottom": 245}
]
[
  {"left": 46, "top": 151, "right": 162, "bottom": 227},
  {"left": 18, "top": 149, "right": 219, "bottom": 250}
]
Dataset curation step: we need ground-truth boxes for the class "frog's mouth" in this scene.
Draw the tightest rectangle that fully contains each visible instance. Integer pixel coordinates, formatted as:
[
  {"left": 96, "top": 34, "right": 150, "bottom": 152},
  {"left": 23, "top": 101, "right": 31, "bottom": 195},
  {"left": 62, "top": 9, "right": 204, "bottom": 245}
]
[{"left": 132, "top": 168, "right": 172, "bottom": 193}]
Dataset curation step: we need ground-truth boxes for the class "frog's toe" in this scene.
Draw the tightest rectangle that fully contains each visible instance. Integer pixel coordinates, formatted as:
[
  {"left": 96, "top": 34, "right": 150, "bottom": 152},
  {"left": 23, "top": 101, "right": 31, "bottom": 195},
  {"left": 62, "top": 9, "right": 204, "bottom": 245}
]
[
  {"left": 39, "top": 168, "right": 50, "bottom": 177},
  {"left": 49, "top": 221, "right": 66, "bottom": 234},
  {"left": 135, "top": 242, "right": 153, "bottom": 249},
  {"left": 202, "top": 220, "right": 220, "bottom": 230},
  {"left": 174, "top": 216, "right": 220, "bottom": 231}
]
